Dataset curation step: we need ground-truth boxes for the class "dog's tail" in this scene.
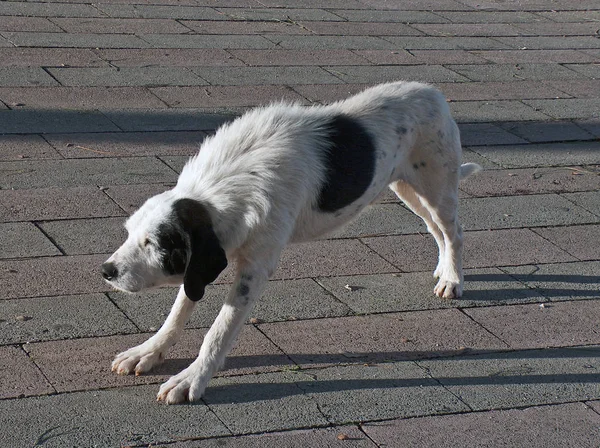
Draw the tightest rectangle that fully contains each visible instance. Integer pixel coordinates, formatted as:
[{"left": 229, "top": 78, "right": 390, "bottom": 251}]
[{"left": 460, "top": 162, "right": 482, "bottom": 180}]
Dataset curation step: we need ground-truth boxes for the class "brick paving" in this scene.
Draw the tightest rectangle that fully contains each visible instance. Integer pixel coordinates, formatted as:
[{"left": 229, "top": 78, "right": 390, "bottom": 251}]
[{"left": 0, "top": 0, "right": 599, "bottom": 446}]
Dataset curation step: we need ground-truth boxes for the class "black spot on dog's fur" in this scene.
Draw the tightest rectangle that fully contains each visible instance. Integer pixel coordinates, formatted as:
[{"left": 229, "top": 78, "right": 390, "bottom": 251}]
[
  {"left": 413, "top": 163, "right": 419, "bottom": 170},
  {"left": 397, "top": 126, "right": 407, "bottom": 135},
  {"left": 238, "top": 282, "right": 250, "bottom": 296},
  {"left": 317, "top": 115, "right": 376, "bottom": 213}
]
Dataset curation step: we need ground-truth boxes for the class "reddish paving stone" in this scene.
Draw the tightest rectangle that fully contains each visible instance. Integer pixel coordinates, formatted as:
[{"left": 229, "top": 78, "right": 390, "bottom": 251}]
[
  {"left": 466, "top": 300, "right": 600, "bottom": 350},
  {"left": 0, "top": 47, "right": 108, "bottom": 67},
  {"left": 473, "top": 49, "right": 598, "bottom": 64},
  {"left": 51, "top": 17, "right": 190, "bottom": 34},
  {"left": 353, "top": 49, "right": 418, "bottom": 65},
  {"left": 458, "top": 167, "right": 600, "bottom": 197},
  {"left": 300, "top": 21, "right": 423, "bottom": 36},
  {"left": 181, "top": 19, "right": 312, "bottom": 35},
  {"left": 0, "top": 134, "right": 61, "bottom": 161},
  {"left": 439, "top": 81, "right": 569, "bottom": 101},
  {"left": 410, "top": 49, "right": 490, "bottom": 64},
  {"left": 0, "top": 186, "right": 125, "bottom": 222},
  {"left": 229, "top": 49, "right": 371, "bottom": 66},
  {"left": 274, "top": 239, "right": 397, "bottom": 280},
  {"left": 0, "top": 86, "right": 167, "bottom": 109},
  {"left": 46, "top": 131, "right": 203, "bottom": 158},
  {"left": 0, "top": 346, "right": 54, "bottom": 399},
  {"left": 533, "top": 225, "right": 600, "bottom": 261},
  {"left": 102, "top": 183, "right": 173, "bottom": 214},
  {"left": 259, "top": 310, "right": 506, "bottom": 367},
  {"left": 413, "top": 23, "right": 523, "bottom": 37},
  {"left": 96, "top": 48, "right": 243, "bottom": 67},
  {"left": 363, "top": 402, "right": 600, "bottom": 448},
  {"left": 362, "top": 229, "right": 577, "bottom": 272},
  {"left": 25, "top": 326, "right": 291, "bottom": 393},
  {"left": 0, "top": 254, "right": 110, "bottom": 299},
  {"left": 291, "top": 83, "right": 371, "bottom": 104}
]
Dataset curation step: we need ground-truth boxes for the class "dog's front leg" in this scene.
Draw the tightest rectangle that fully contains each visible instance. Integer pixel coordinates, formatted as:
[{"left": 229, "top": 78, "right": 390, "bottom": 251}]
[
  {"left": 112, "top": 285, "right": 195, "bottom": 375},
  {"left": 156, "top": 268, "right": 269, "bottom": 404}
]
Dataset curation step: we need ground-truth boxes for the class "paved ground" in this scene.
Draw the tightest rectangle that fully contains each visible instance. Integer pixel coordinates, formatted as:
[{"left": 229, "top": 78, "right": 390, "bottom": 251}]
[{"left": 0, "top": 0, "right": 599, "bottom": 446}]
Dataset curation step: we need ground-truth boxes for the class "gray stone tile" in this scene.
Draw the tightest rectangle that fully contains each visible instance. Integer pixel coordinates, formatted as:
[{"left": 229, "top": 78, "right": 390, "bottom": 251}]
[
  {"left": 97, "top": 4, "right": 226, "bottom": 20},
  {"left": 159, "top": 155, "right": 191, "bottom": 173},
  {"left": 259, "top": 310, "right": 506, "bottom": 368},
  {"left": 418, "top": 346, "right": 600, "bottom": 411},
  {"left": 447, "top": 63, "right": 589, "bottom": 82},
  {"left": 449, "top": 100, "right": 551, "bottom": 122},
  {"left": 0, "top": 157, "right": 177, "bottom": 189},
  {"left": 216, "top": 7, "right": 343, "bottom": 21},
  {"left": 331, "top": 203, "right": 426, "bottom": 238},
  {"left": 0, "top": 346, "right": 54, "bottom": 399},
  {"left": 0, "top": 293, "right": 136, "bottom": 344},
  {"left": 0, "top": 2, "right": 101, "bottom": 18},
  {"left": 472, "top": 49, "right": 597, "bottom": 64},
  {"left": 317, "top": 268, "right": 544, "bottom": 315},
  {"left": 412, "top": 22, "right": 523, "bottom": 37},
  {"left": 0, "top": 109, "right": 120, "bottom": 134},
  {"left": 203, "top": 370, "right": 329, "bottom": 435},
  {"left": 440, "top": 80, "right": 568, "bottom": 102},
  {"left": 103, "top": 183, "right": 174, "bottom": 214},
  {"left": 460, "top": 148, "right": 500, "bottom": 170},
  {"left": 0, "top": 222, "right": 60, "bottom": 259},
  {"left": 533, "top": 225, "right": 600, "bottom": 261},
  {"left": 363, "top": 402, "right": 600, "bottom": 448},
  {"left": 536, "top": 10, "right": 600, "bottom": 22},
  {"left": 562, "top": 191, "right": 600, "bottom": 217},
  {"left": 0, "top": 48, "right": 108, "bottom": 68},
  {"left": 0, "top": 67, "right": 58, "bottom": 87},
  {"left": 471, "top": 141, "right": 600, "bottom": 168},
  {"left": 466, "top": 300, "right": 600, "bottom": 349},
  {"left": 495, "top": 36, "right": 600, "bottom": 50},
  {"left": 436, "top": 10, "right": 549, "bottom": 23},
  {"left": 142, "top": 34, "right": 274, "bottom": 49},
  {"left": 229, "top": 49, "right": 369, "bottom": 67},
  {"left": 266, "top": 35, "right": 396, "bottom": 50},
  {"left": 497, "top": 121, "right": 595, "bottom": 143},
  {"left": 96, "top": 48, "right": 243, "bottom": 68},
  {"left": 458, "top": 123, "right": 528, "bottom": 146},
  {"left": 38, "top": 217, "right": 127, "bottom": 255},
  {"left": 325, "top": 65, "right": 468, "bottom": 84},
  {"left": 502, "top": 261, "right": 600, "bottom": 302},
  {"left": 332, "top": 9, "right": 449, "bottom": 23},
  {"left": 0, "top": 186, "right": 126, "bottom": 222},
  {"left": 3, "top": 31, "right": 151, "bottom": 49},
  {"left": 191, "top": 66, "right": 342, "bottom": 85},
  {"left": 546, "top": 79, "right": 600, "bottom": 99},
  {"left": 0, "top": 135, "right": 61, "bottom": 161},
  {"left": 355, "top": 0, "right": 465, "bottom": 10},
  {"left": 181, "top": 19, "right": 312, "bottom": 35},
  {"left": 51, "top": 17, "right": 190, "bottom": 34},
  {"left": 0, "top": 385, "right": 230, "bottom": 447},
  {"left": 299, "top": 363, "right": 469, "bottom": 424},
  {"left": 102, "top": 109, "right": 234, "bottom": 131},
  {"left": 383, "top": 36, "right": 511, "bottom": 50},
  {"left": 47, "top": 67, "right": 208, "bottom": 87},
  {"left": 576, "top": 120, "right": 600, "bottom": 138},
  {"left": 301, "top": 20, "right": 423, "bottom": 36},
  {"left": 524, "top": 99, "right": 600, "bottom": 120},
  {"left": 459, "top": 194, "right": 599, "bottom": 231}
]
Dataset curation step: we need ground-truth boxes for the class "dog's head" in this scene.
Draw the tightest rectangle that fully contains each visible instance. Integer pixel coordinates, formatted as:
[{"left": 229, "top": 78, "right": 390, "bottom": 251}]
[{"left": 102, "top": 193, "right": 227, "bottom": 301}]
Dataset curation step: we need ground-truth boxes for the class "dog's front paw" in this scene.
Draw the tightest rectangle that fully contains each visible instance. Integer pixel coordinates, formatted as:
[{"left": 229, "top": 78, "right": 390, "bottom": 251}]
[
  {"left": 434, "top": 278, "right": 463, "bottom": 299},
  {"left": 156, "top": 366, "right": 210, "bottom": 404},
  {"left": 111, "top": 342, "right": 167, "bottom": 376}
]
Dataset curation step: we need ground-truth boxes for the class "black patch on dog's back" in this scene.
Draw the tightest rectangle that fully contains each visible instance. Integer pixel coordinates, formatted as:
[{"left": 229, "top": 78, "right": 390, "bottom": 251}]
[{"left": 316, "top": 115, "right": 376, "bottom": 213}]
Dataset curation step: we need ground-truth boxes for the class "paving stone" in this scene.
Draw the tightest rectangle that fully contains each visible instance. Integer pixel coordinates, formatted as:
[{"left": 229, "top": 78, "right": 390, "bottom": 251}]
[
  {"left": 362, "top": 402, "right": 600, "bottom": 448},
  {"left": 513, "top": 22, "right": 600, "bottom": 37},
  {"left": 355, "top": 0, "right": 466, "bottom": 9},
  {"left": 534, "top": 225, "right": 600, "bottom": 261},
  {"left": 497, "top": 120, "right": 595, "bottom": 143},
  {"left": 151, "top": 85, "right": 306, "bottom": 108},
  {"left": 317, "top": 268, "right": 544, "bottom": 315},
  {"left": 0, "top": 346, "right": 53, "bottom": 399},
  {"left": 0, "top": 293, "right": 137, "bottom": 344},
  {"left": 25, "top": 326, "right": 290, "bottom": 394},
  {"left": 3, "top": 31, "right": 151, "bottom": 49},
  {"left": 494, "top": 36, "right": 600, "bottom": 50},
  {"left": 203, "top": 370, "right": 329, "bottom": 435},
  {"left": 524, "top": 98, "right": 600, "bottom": 120},
  {"left": 325, "top": 65, "right": 468, "bottom": 84},
  {"left": 536, "top": 10, "right": 600, "bottom": 22},
  {"left": 562, "top": 191, "right": 600, "bottom": 217},
  {"left": 0, "top": 222, "right": 60, "bottom": 259},
  {"left": 47, "top": 66, "right": 208, "bottom": 87},
  {"left": 0, "top": 254, "right": 110, "bottom": 299},
  {"left": 436, "top": 10, "right": 549, "bottom": 23},
  {"left": 290, "top": 83, "right": 371, "bottom": 104},
  {"left": 229, "top": 49, "right": 370, "bottom": 66},
  {"left": 472, "top": 49, "right": 598, "bottom": 64},
  {"left": 383, "top": 36, "right": 511, "bottom": 50},
  {"left": 466, "top": 300, "right": 600, "bottom": 349},
  {"left": 259, "top": 310, "right": 507, "bottom": 367},
  {"left": 96, "top": 48, "right": 243, "bottom": 67},
  {"left": 331, "top": 203, "right": 426, "bottom": 238},
  {"left": 142, "top": 34, "right": 274, "bottom": 49},
  {"left": 173, "top": 426, "right": 375, "bottom": 447},
  {"left": 332, "top": 9, "right": 449, "bottom": 23},
  {"left": 458, "top": 0, "right": 600, "bottom": 10},
  {"left": 46, "top": 131, "right": 203, "bottom": 158},
  {"left": 459, "top": 194, "right": 599, "bottom": 231},
  {"left": 413, "top": 23, "right": 523, "bottom": 37},
  {"left": 0, "top": 186, "right": 125, "bottom": 222},
  {"left": 575, "top": 120, "right": 600, "bottom": 138},
  {"left": 181, "top": 19, "right": 312, "bottom": 35},
  {"left": 191, "top": 66, "right": 342, "bottom": 86},
  {"left": 0, "top": 109, "right": 120, "bottom": 134},
  {"left": 299, "top": 362, "right": 469, "bottom": 424},
  {"left": 265, "top": 35, "right": 396, "bottom": 50},
  {"left": 103, "top": 108, "right": 234, "bottom": 131},
  {"left": 457, "top": 122, "right": 528, "bottom": 146},
  {"left": 447, "top": 63, "right": 587, "bottom": 82},
  {"left": 300, "top": 21, "right": 424, "bottom": 36},
  {"left": 0, "top": 16, "right": 63, "bottom": 33},
  {"left": 0, "top": 134, "right": 61, "bottom": 161},
  {"left": 0, "top": 157, "right": 177, "bottom": 190},
  {"left": 502, "top": 261, "right": 600, "bottom": 302},
  {"left": 110, "top": 278, "right": 352, "bottom": 330},
  {"left": 362, "top": 229, "right": 577, "bottom": 272},
  {"left": 0, "top": 47, "right": 108, "bottom": 67},
  {"left": 460, "top": 148, "right": 501, "bottom": 169},
  {"left": 459, "top": 167, "right": 600, "bottom": 197},
  {"left": 449, "top": 100, "right": 551, "bottom": 122},
  {"left": 440, "top": 81, "right": 568, "bottom": 102},
  {"left": 0, "top": 86, "right": 167, "bottom": 109},
  {"left": 411, "top": 49, "right": 491, "bottom": 65},
  {"left": 103, "top": 183, "right": 174, "bottom": 213},
  {"left": 38, "top": 217, "right": 127, "bottom": 255},
  {"left": 418, "top": 346, "right": 600, "bottom": 411},
  {"left": 471, "top": 141, "right": 600, "bottom": 168},
  {"left": 0, "top": 67, "right": 59, "bottom": 87},
  {"left": 215, "top": 7, "right": 344, "bottom": 22},
  {"left": 97, "top": 4, "right": 226, "bottom": 20},
  {"left": 0, "top": 385, "right": 230, "bottom": 447},
  {"left": 274, "top": 239, "right": 397, "bottom": 280},
  {"left": 51, "top": 17, "right": 190, "bottom": 34},
  {"left": 0, "top": 1, "right": 101, "bottom": 18},
  {"left": 546, "top": 79, "right": 600, "bottom": 99}
]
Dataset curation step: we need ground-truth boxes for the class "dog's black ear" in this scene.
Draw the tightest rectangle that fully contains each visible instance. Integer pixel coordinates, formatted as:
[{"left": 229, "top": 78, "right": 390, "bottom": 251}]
[{"left": 173, "top": 198, "right": 227, "bottom": 301}]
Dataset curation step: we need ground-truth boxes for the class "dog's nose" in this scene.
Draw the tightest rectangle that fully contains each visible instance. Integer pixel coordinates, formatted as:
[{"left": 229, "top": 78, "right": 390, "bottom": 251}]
[{"left": 102, "top": 262, "right": 118, "bottom": 280}]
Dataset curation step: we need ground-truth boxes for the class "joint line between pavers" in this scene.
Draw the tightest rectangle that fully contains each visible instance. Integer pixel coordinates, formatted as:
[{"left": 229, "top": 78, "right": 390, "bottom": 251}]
[
  {"left": 252, "top": 324, "right": 299, "bottom": 369},
  {"left": 457, "top": 308, "right": 512, "bottom": 349},
  {"left": 156, "top": 154, "right": 185, "bottom": 176},
  {"left": 32, "top": 221, "right": 67, "bottom": 256},
  {"left": 40, "top": 67, "right": 64, "bottom": 87},
  {"left": 529, "top": 227, "right": 585, "bottom": 263},
  {"left": 19, "top": 344, "right": 59, "bottom": 396},
  {"left": 356, "top": 237, "right": 406, "bottom": 273},
  {"left": 103, "top": 291, "right": 143, "bottom": 333},
  {"left": 201, "top": 397, "right": 235, "bottom": 436},
  {"left": 558, "top": 192, "right": 600, "bottom": 219},
  {"left": 39, "top": 134, "right": 67, "bottom": 159},
  {"left": 99, "top": 185, "right": 130, "bottom": 215},
  {"left": 356, "top": 423, "right": 383, "bottom": 448},
  {"left": 311, "top": 277, "right": 358, "bottom": 315},
  {"left": 586, "top": 401, "right": 600, "bottom": 417}
]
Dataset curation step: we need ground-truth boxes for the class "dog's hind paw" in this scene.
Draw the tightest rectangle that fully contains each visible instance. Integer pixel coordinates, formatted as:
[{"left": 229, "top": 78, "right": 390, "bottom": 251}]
[
  {"left": 434, "top": 278, "right": 462, "bottom": 299},
  {"left": 111, "top": 342, "right": 166, "bottom": 376}
]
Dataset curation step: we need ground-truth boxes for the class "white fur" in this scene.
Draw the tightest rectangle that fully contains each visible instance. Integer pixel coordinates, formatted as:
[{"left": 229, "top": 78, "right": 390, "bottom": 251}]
[{"left": 105, "top": 81, "right": 480, "bottom": 404}]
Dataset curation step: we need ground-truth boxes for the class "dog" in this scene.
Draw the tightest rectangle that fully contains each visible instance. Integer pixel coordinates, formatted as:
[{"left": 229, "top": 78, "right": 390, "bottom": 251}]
[{"left": 102, "top": 81, "right": 481, "bottom": 404}]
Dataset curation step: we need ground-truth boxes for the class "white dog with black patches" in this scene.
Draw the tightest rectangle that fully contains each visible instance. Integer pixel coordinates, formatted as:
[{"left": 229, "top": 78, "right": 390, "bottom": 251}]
[{"left": 103, "top": 81, "right": 481, "bottom": 404}]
